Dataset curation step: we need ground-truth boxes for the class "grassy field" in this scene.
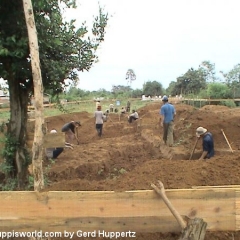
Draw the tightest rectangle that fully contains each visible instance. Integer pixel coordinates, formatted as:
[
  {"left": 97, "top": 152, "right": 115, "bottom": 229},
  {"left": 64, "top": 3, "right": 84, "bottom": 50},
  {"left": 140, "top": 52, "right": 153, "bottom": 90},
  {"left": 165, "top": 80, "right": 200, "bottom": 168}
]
[{"left": 0, "top": 98, "right": 159, "bottom": 123}]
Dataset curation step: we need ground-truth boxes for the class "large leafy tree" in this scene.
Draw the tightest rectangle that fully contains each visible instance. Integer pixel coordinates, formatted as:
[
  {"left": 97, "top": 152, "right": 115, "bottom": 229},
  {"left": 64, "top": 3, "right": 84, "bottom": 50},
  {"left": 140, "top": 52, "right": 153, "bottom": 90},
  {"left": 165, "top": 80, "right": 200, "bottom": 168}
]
[
  {"left": 111, "top": 85, "right": 131, "bottom": 95},
  {"left": 207, "top": 83, "right": 231, "bottom": 99},
  {"left": 199, "top": 61, "right": 216, "bottom": 83},
  {"left": 0, "top": 0, "right": 108, "bottom": 188},
  {"left": 142, "top": 81, "right": 163, "bottom": 97},
  {"left": 220, "top": 64, "right": 240, "bottom": 98},
  {"left": 174, "top": 68, "right": 207, "bottom": 95},
  {"left": 166, "top": 81, "right": 178, "bottom": 96}
]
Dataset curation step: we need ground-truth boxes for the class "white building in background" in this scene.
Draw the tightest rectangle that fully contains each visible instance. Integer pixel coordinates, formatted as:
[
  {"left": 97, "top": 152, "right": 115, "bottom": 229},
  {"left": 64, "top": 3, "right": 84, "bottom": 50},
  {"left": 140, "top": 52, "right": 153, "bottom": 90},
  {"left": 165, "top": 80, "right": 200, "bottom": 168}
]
[
  {"left": 30, "top": 93, "right": 50, "bottom": 105},
  {"left": 0, "top": 90, "right": 9, "bottom": 100}
]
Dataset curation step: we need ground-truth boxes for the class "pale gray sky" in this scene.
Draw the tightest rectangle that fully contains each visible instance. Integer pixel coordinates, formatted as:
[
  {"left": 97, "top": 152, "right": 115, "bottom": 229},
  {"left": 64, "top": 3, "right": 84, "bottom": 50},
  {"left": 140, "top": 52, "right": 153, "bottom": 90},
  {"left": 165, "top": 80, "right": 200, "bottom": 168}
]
[{"left": 66, "top": 0, "right": 240, "bottom": 91}]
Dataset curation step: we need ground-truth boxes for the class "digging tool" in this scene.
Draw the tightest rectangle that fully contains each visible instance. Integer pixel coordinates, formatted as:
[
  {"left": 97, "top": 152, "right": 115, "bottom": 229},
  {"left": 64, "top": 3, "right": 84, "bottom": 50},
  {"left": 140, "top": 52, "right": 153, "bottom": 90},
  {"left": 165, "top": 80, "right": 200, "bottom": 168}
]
[
  {"left": 45, "top": 120, "right": 50, "bottom": 132},
  {"left": 151, "top": 181, "right": 186, "bottom": 229},
  {"left": 189, "top": 137, "right": 199, "bottom": 160},
  {"left": 151, "top": 181, "right": 207, "bottom": 240},
  {"left": 76, "top": 128, "right": 79, "bottom": 145},
  {"left": 221, "top": 129, "right": 233, "bottom": 153},
  {"left": 107, "top": 114, "right": 114, "bottom": 123}
]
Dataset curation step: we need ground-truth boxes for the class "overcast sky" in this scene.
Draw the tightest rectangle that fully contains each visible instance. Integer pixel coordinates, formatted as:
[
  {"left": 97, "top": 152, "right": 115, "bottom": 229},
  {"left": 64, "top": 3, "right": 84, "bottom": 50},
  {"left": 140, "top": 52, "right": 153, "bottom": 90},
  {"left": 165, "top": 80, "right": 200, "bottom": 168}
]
[{"left": 65, "top": 0, "right": 240, "bottom": 91}]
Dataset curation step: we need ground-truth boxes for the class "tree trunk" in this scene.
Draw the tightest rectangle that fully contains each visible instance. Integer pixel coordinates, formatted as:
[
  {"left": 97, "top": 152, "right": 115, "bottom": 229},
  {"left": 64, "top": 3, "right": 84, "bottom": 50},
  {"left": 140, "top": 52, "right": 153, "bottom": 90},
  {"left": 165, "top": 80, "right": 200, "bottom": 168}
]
[
  {"left": 23, "top": 0, "right": 45, "bottom": 191},
  {"left": 7, "top": 77, "right": 29, "bottom": 189}
]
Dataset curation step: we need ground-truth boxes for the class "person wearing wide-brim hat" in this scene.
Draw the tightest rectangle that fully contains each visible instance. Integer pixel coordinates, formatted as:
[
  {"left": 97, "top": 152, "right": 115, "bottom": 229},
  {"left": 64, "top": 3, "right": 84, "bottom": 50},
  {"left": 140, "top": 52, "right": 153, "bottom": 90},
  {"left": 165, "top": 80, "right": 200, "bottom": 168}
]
[{"left": 196, "top": 126, "right": 214, "bottom": 160}]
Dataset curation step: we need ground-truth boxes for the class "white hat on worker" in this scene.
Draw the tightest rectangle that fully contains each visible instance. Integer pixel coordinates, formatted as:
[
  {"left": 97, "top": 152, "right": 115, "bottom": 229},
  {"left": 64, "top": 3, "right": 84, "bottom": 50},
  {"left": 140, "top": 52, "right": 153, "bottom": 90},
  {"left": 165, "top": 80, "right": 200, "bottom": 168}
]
[
  {"left": 50, "top": 129, "right": 57, "bottom": 133},
  {"left": 196, "top": 127, "right": 207, "bottom": 137}
]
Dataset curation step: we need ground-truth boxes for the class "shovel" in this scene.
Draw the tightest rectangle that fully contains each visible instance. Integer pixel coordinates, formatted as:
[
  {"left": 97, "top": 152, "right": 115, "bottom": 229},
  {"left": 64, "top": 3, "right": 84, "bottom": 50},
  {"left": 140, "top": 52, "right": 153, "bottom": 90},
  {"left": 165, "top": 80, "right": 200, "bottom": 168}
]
[{"left": 189, "top": 137, "right": 199, "bottom": 160}]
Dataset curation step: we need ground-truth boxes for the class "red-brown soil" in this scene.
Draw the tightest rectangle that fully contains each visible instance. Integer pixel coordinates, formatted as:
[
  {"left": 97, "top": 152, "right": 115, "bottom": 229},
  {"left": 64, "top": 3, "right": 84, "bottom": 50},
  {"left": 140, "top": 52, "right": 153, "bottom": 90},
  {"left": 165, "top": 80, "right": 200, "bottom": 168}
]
[{"left": 39, "top": 102, "right": 240, "bottom": 240}]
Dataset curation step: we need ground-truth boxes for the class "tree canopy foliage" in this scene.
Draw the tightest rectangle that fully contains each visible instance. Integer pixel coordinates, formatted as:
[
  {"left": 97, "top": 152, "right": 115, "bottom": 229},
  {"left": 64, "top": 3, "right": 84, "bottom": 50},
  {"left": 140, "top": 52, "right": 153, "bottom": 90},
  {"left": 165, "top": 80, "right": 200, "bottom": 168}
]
[
  {"left": 0, "top": 0, "right": 108, "bottom": 188},
  {"left": 174, "top": 68, "right": 207, "bottom": 95},
  {"left": 167, "top": 60, "right": 240, "bottom": 98},
  {"left": 207, "top": 83, "right": 231, "bottom": 99},
  {"left": 143, "top": 81, "right": 163, "bottom": 96},
  {"left": 125, "top": 69, "right": 136, "bottom": 86}
]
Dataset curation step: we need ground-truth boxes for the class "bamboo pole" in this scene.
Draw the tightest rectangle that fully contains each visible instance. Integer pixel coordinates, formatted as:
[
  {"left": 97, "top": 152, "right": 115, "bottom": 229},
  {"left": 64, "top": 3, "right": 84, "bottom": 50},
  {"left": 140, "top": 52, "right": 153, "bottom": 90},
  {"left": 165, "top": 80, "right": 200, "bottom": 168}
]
[{"left": 221, "top": 129, "right": 234, "bottom": 153}]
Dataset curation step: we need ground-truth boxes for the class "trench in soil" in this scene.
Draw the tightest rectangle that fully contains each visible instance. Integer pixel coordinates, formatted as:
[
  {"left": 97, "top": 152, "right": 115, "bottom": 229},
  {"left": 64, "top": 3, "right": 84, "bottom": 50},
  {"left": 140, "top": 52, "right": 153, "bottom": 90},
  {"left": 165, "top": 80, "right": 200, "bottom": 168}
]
[{"left": 46, "top": 128, "right": 212, "bottom": 184}]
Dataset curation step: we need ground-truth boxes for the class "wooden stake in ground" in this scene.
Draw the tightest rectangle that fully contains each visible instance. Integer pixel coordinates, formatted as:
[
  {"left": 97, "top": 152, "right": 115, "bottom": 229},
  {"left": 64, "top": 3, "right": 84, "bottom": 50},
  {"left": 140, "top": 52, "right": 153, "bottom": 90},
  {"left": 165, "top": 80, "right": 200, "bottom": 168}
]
[
  {"left": 221, "top": 129, "right": 234, "bottom": 153},
  {"left": 107, "top": 114, "right": 114, "bottom": 123},
  {"left": 151, "top": 181, "right": 207, "bottom": 240},
  {"left": 45, "top": 120, "right": 50, "bottom": 132},
  {"left": 189, "top": 137, "right": 199, "bottom": 160},
  {"left": 23, "top": 0, "right": 45, "bottom": 191}
]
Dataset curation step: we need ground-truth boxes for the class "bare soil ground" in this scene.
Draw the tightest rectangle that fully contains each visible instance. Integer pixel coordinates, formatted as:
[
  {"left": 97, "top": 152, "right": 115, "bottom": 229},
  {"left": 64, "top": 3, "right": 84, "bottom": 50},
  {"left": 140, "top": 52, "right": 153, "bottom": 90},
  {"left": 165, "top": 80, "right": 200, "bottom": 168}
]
[{"left": 36, "top": 102, "right": 240, "bottom": 240}]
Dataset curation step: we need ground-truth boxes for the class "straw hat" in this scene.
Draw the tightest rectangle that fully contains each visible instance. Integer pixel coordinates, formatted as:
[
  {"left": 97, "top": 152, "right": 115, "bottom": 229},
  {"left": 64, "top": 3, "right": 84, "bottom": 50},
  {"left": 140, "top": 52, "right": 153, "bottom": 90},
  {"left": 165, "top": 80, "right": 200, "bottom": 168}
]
[{"left": 196, "top": 127, "right": 207, "bottom": 137}]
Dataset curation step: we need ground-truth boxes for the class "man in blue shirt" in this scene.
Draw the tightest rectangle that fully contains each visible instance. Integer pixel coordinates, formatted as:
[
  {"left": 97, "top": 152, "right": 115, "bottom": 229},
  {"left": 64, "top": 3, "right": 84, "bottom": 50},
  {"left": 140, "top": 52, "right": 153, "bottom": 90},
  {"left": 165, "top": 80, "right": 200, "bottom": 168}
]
[
  {"left": 196, "top": 126, "right": 214, "bottom": 160},
  {"left": 159, "top": 95, "right": 176, "bottom": 147}
]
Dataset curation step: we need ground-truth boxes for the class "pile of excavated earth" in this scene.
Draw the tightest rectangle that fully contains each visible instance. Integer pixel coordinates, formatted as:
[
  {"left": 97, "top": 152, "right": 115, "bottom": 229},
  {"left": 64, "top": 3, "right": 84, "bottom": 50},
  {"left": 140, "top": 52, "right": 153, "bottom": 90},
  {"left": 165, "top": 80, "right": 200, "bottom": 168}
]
[{"left": 29, "top": 101, "right": 240, "bottom": 240}]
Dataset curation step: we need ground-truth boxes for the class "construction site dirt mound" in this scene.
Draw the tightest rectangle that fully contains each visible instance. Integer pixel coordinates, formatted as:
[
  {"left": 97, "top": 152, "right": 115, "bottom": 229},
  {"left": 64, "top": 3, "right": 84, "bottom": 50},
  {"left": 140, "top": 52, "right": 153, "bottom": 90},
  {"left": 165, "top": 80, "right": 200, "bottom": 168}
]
[{"left": 39, "top": 102, "right": 240, "bottom": 240}]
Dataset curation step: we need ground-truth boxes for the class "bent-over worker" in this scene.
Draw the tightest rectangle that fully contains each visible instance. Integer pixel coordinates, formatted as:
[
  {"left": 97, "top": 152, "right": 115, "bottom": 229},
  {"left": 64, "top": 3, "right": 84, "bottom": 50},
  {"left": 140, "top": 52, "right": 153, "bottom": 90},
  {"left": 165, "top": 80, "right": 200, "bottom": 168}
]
[
  {"left": 196, "top": 126, "right": 214, "bottom": 160},
  {"left": 121, "top": 107, "right": 126, "bottom": 114},
  {"left": 128, "top": 109, "right": 139, "bottom": 123},
  {"left": 61, "top": 121, "right": 81, "bottom": 145}
]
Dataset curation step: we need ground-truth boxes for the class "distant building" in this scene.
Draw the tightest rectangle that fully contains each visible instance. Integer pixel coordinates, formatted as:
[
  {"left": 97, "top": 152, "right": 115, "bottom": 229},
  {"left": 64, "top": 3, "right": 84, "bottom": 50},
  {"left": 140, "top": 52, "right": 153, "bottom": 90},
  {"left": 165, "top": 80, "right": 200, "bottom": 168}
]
[
  {"left": 30, "top": 93, "right": 50, "bottom": 105},
  {"left": 0, "top": 90, "right": 9, "bottom": 101}
]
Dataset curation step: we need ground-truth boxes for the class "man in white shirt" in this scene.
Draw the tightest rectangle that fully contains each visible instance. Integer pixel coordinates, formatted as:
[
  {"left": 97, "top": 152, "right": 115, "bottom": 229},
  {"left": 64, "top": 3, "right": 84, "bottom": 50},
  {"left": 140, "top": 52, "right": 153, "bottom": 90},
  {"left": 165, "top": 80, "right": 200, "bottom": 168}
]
[
  {"left": 128, "top": 110, "right": 139, "bottom": 123},
  {"left": 109, "top": 103, "right": 114, "bottom": 112},
  {"left": 94, "top": 105, "right": 104, "bottom": 136}
]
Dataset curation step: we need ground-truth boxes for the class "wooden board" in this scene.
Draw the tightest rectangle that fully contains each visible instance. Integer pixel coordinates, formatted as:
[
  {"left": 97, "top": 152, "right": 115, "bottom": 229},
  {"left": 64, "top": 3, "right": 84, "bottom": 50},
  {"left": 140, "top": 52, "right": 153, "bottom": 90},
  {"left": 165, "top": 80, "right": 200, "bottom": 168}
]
[
  {"left": 43, "top": 133, "right": 65, "bottom": 148},
  {"left": 0, "top": 188, "right": 239, "bottom": 233},
  {"left": 27, "top": 133, "right": 65, "bottom": 148}
]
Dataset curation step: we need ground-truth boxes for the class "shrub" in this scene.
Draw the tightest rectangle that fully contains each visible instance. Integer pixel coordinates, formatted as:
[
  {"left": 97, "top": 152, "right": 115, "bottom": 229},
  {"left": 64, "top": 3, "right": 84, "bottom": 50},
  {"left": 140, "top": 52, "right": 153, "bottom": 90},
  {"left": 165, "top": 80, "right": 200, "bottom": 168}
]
[{"left": 220, "top": 100, "right": 236, "bottom": 108}]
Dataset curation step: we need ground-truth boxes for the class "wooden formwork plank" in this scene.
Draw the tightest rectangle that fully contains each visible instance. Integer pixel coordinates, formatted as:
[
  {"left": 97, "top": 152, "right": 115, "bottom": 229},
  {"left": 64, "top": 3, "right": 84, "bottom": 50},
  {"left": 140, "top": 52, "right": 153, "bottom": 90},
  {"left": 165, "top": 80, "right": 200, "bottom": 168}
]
[
  {"left": 236, "top": 190, "right": 240, "bottom": 230},
  {"left": 0, "top": 189, "right": 238, "bottom": 232},
  {"left": 27, "top": 133, "right": 65, "bottom": 148},
  {"left": 43, "top": 133, "right": 65, "bottom": 148},
  {"left": 192, "top": 185, "right": 240, "bottom": 189}
]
